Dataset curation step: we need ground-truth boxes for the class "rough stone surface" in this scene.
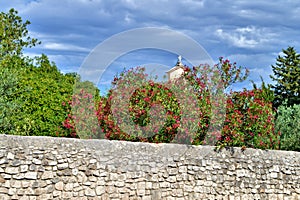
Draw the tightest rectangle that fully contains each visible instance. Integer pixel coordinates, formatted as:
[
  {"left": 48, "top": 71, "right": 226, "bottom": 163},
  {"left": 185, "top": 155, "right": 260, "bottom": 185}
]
[{"left": 0, "top": 134, "right": 299, "bottom": 199}]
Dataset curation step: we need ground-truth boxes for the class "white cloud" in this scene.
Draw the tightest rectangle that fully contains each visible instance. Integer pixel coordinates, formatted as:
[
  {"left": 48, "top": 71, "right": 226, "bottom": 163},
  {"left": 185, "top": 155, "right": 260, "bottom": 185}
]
[
  {"left": 42, "top": 42, "right": 90, "bottom": 52},
  {"left": 215, "top": 26, "right": 277, "bottom": 49},
  {"left": 216, "top": 29, "right": 257, "bottom": 48}
]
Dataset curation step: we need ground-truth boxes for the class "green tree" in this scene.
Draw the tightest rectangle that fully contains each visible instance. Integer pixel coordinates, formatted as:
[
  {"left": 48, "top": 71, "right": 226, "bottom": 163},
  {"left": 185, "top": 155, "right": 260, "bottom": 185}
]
[
  {"left": 0, "top": 9, "right": 86, "bottom": 136},
  {"left": 0, "top": 8, "right": 40, "bottom": 58},
  {"left": 13, "top": 54, "right": 77, "bottom": 136},
  {"left": 270, "top": 47, "right": 300, "bottom": 107},
  {"left": 0, "top": 8, "right": 40, "bottom": 133}
]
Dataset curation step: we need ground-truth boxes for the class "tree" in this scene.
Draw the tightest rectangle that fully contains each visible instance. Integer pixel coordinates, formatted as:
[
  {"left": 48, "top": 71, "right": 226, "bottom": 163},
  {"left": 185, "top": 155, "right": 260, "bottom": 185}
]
[
  {"left": 0, "top": 8, "right": 40, "bottom": 58},
  {"left": 0, "top": 9, "right": 84, "bottom": 136},
  {"left": 0, "top": 8, "right": 41, "bottom": 134},
  {"left": 13, "top": 54, "right": 77, "bottom": 136},
  {"left": 270, "top": 47, "right": 300, "bottom": 107}
]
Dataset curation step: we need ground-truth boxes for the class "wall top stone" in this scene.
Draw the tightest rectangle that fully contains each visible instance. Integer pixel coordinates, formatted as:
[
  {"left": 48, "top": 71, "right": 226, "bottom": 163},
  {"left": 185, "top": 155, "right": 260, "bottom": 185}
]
[{"left": 0, "top": 134, "right": 298, "bottom": 164}]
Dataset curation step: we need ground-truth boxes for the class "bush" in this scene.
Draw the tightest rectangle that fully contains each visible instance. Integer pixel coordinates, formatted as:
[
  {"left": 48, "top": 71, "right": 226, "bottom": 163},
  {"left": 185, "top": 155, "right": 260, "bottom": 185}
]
[
  {"left": 88, "top": 66, "right": 220, "bottom": 144},
  {"left": 219, "top": 88, "right": 280, "bottom": 150},
  {"left": 0, "top": 56, "right": 36, "bottom": 135},
  {"left": 95, "top": 65, "right": 227, "bottom": 145},
  {"left": 96, "top": 67, "right": 183, "bottom": 143},
  {"left": 0, "top": 54, "right": 80, "bottom": 137},
  {"left": 60, "top": 83, "right": 101, "bottom": 139},
  {"left": 0, "top": 58, "right": 22, "bottom": 134},
  {"left": 275, "top": 102, "right": 300, "bottom": 151},
  {"left": 64, "top": 64, "right": 281, "bottom": 151},
  {"left": 12, "top": 55, "right": 77, "bottom": 136}
]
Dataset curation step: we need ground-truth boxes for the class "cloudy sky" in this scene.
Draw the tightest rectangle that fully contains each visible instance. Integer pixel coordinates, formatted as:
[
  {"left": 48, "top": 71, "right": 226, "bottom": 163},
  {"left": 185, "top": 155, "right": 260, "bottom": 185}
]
[{"left": 1, "top": 0, "right": 299, "bottom": 94}]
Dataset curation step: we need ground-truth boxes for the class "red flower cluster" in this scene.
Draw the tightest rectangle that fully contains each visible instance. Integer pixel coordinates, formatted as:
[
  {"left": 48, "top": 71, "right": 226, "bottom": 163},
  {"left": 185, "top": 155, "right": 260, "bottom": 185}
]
[
  {"left": 219, "top": 89, "right": 280, "bottom": 149},
  {"left": 60, "top": 62, "right": 280, "bottom": 151}
]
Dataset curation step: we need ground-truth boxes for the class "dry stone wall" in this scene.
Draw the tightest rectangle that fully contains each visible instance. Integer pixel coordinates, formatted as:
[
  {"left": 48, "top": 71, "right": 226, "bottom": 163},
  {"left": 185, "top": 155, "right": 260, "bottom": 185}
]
[{"left": 0, "top": 134, "right": 299, "bottom": 200}]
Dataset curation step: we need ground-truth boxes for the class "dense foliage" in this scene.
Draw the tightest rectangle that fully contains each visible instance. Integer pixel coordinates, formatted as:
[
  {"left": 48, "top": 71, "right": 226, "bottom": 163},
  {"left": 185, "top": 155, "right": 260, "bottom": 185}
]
[
  {"left": 275, "top": 102, "right": 300, "bottom": 151},
  {"left": 0, "top": 8, "right": 98, "bottom": 137},
  {"left": 63, "top": 62, "right": 280, "bottom": 150},
  {"left": 219, "top": 88, "right": 279, "bottom": 150},
  {"left": 0, "top": 54, "right": 79, "bottom": 136},
  {"left": 98, "top": 74, "right": 182, "bottom": 143},
  {"left": 270, "top": 47, "right": 300, "bottom": 108},
  {"left": 13, "top": 55, "right": 78, "bottom": 136},
  {"left": 0, "top": 56, "right": 24, "bottom": 134},
  {"left": 96, "top": 65, "right": 279, "bottom": 149},
  {"left": 60, "top": 80, "right": 101, "bottom": 139}
]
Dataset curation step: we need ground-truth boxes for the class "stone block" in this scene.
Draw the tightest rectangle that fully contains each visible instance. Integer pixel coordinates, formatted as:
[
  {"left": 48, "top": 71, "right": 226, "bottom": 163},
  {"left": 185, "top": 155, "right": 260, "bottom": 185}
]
[
  {"left": 55, "top": 181, "right": 64, "bottom": 191},
  {"left": 84, "top": 188, "right": 96, "bottom": 196},
  {"left": 24, "top": 172, "right": 37, "bottom": 180}
]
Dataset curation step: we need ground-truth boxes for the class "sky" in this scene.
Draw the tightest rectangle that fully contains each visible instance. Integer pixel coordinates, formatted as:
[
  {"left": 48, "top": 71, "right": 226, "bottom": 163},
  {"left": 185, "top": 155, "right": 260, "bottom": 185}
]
[{"left": 1, "top": 0, "right": 300, "bottom": 94}]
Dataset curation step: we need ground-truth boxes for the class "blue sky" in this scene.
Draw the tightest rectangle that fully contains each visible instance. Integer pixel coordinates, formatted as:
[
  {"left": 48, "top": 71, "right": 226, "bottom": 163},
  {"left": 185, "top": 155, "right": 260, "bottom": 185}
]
[{"left": 1, "top": 0, "right": 300, "bottom": 94}]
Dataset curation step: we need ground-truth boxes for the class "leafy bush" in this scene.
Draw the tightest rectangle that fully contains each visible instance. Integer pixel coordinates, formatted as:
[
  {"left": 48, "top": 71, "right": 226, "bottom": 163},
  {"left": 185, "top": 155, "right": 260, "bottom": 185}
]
[
  {"left": 64, "top": 62, "right": 281, "bottom": 151},
  {"left": 0, "top": 9, "right": 78, "bottom": 137},
  {"left": 0, "top": 56, "right": 23, "bottom": 134},
  {"left": 63, "top": 66, "right": 219, "bottom": 144},
  {"left": 0, "top": 54, "right": 79, "bottom": 137},
  {"left": 96, "top": 67, "right": 183, "bottom": 143},
  {"left": 68, "top": 65, "right": 225, "bottom": 145},
  {"left": 0, "top": 58, "right": 28, "bottom": 135},
  {"left": 219, "top": 88, "right": 280, "bottom": 150},
  {"left": 60, "top": 81, "right": 101, "bottom": 139},
  {"left": 275, "top": 102, "right": 300, "bottom": 151}
]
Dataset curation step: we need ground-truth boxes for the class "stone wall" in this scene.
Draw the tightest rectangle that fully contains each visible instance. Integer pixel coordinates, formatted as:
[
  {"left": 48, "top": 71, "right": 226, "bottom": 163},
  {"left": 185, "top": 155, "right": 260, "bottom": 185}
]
[{"left": 0, "top": 134, "right": 299, "bottom": 200}]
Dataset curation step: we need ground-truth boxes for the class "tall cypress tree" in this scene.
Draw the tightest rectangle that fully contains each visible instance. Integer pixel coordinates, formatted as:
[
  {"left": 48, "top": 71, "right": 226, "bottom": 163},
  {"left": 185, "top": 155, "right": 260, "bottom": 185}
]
[{"left": 270, "top": 47, "right": 300, "bottom": 108}]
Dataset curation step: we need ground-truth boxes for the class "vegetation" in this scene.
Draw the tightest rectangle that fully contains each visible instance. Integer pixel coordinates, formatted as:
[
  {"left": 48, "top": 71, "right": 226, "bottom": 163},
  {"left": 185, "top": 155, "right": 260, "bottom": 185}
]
[
  {"left": 0, "top": 8, "right": 99, "bottom": 137},
  {"left": 90, "top": 64, "right": 280, "bottom": 150},
  {"left": 13, "top": 55, "right": 78, "bottom": 136},
  {"left": 219, "top": 86, "right": 279, "bottom": 150},
  {"left": 269, "top": 47, "right": 300, "bottom": 151},
  {"left": 216, "top": 57, "right": 249, "bottom": 89},
  {"left": 0, "top": 8, "right": 40, "bottom": 58},
  {"left": 270, "top": 47, "right": 300, "bottom": 108},
  {"left": 0, "top": 57, "right": 22, "bottom": 134},
  {"left": 275, "top": 102, "right": 300, "bottom": 151}
]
